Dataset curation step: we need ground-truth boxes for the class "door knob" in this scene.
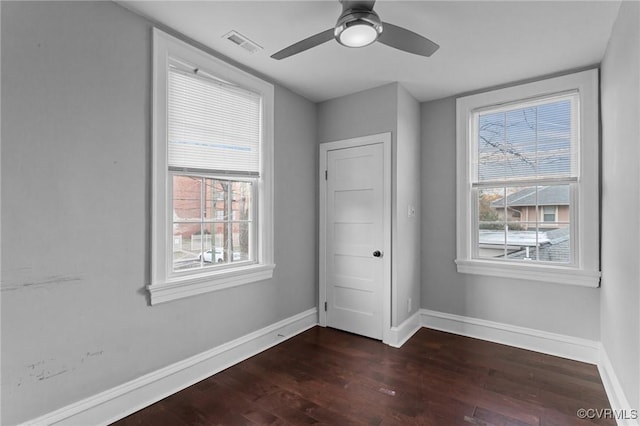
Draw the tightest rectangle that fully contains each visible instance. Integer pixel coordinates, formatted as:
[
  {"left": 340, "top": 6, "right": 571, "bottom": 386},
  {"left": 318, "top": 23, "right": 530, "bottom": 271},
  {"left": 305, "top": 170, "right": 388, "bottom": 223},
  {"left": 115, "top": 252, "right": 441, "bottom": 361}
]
[{"left": 373, "top": 250, "right": 383, "bottom": 258}]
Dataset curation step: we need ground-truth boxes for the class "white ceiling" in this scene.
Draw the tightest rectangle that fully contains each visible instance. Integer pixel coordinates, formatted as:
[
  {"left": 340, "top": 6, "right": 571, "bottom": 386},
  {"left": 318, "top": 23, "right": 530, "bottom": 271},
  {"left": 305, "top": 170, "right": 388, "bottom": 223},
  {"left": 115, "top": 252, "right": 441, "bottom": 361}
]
[{"left": 119, "top": 0, "right": 621, "bottom": 103}]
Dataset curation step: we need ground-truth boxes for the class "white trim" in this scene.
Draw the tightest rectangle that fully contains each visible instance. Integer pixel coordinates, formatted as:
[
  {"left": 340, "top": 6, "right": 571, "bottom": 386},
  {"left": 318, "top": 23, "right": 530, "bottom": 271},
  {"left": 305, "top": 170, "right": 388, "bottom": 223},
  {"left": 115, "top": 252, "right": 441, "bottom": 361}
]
[
  {"left": 19, "top": 308, "right": 318, "bottom": 426},
  {"left": 387, "top": 311, "right": 422, "bottom": 348},
  {"left": 598, "top": 346, "right": 640, "bottom": 426},
  {"left": 319, "top": 133, "right": 393, "bottom": 344},
  {"left": 454, "top": 259, "right": 601, "bottom": 287},
  {"left": 147, "top": 263, "right": 276, "bottom": 305},
  {"left": 420, "top": 308, "right": 600, "bottom": 364},
  {"left": 455, "top": 69, "right": 600, "bottom": 286},
  {"left": 150, "top": 28, "right": 274, "bottom": 304}
]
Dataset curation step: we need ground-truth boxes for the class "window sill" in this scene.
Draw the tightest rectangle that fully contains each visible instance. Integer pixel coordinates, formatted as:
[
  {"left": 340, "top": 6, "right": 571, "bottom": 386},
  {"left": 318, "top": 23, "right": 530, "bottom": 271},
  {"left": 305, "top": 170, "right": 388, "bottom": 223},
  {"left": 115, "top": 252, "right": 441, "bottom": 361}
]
[
  {"left": 454, "top": 259, "right": 600, "bottom": 287},
  {"left": 148, "top": 263, "right": 275, "bottom": 305}
]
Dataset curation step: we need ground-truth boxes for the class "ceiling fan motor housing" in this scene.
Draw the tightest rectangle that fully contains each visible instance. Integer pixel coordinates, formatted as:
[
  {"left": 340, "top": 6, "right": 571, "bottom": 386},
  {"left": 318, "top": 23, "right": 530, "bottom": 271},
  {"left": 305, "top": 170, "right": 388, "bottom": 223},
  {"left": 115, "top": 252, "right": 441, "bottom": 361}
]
[{"left": 334, "top": 9, "right": 383, "bottom": 47}]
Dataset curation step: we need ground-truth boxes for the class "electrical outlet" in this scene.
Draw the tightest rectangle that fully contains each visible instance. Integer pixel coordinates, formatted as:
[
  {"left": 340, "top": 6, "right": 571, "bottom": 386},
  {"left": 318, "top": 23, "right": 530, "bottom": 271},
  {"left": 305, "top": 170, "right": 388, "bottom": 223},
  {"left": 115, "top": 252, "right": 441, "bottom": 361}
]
[
  {"left": 408, "top": 205, "right": 416, "bottom": 217},
  {"left": 407, "top": 298, "right": 412, "bottom": 313}
]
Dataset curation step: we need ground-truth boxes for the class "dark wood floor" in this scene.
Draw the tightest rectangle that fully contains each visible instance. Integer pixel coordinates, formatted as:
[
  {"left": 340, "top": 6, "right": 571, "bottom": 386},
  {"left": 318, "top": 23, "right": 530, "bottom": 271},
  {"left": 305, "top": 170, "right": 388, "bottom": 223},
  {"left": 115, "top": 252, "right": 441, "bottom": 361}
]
[{"left": 113, "top": 327, "right": 614, "bottom": 425}]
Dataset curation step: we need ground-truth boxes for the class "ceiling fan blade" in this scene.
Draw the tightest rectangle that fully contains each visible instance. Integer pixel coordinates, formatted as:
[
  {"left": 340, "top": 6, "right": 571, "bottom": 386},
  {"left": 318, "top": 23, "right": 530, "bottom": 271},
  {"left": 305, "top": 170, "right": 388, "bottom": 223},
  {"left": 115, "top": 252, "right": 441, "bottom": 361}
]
[
  {"left": 378, "top": 22, "right": 439, "bottom": 57},
  {"left": 271, "top": 29, "right": 335, "bottom": 60}
]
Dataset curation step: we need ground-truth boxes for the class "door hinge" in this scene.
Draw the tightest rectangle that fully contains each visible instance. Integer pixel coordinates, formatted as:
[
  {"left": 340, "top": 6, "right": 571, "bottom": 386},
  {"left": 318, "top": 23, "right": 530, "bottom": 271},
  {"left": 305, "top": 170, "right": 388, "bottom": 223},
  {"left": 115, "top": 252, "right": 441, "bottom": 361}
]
[
  {"left": 324, "top": 301, "right": 327, "bottom": 311},
  {"left": 325, "top": 170, "right": 328, "bottom": 180}
]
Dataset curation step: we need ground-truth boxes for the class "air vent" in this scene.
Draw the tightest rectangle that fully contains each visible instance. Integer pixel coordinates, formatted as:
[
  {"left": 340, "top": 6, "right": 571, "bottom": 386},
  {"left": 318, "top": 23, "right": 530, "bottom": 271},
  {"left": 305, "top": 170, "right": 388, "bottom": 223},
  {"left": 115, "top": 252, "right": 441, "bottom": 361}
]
[{"left": 223, "top": 30, "right": 263, "bottom": 54}]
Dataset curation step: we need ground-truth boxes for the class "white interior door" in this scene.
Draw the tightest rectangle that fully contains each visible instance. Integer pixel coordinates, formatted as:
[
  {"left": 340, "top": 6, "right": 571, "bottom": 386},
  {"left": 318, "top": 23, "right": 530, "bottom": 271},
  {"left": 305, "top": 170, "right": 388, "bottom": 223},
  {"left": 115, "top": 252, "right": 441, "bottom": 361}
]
[{"left": 323, "top": 141, "right": 387, "bottom": 340}]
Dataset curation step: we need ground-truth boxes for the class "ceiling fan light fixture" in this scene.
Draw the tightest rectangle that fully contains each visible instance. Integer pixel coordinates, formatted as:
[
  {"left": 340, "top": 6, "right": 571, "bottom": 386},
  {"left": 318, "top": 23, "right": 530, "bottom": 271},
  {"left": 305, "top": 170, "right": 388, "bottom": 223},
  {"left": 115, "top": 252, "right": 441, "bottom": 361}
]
[
  {"left": 334, "top": 11, "right": 383, "bottom": 48},
  {"left": 270, "top": 0, "right": 440, "bottom": 60},
  {"left": 336, "top": 22, "right": 378, "bottom": 47}
]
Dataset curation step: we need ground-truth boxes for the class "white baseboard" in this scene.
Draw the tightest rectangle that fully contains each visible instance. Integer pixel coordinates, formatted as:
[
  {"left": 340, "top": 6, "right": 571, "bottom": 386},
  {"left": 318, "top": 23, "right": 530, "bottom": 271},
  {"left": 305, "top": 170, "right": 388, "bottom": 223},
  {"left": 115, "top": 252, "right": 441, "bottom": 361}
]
[
  {"left": 20, "top": 307, "right": 635, "bottom": 426},
  {"left": 420, "top": 309, "right": 600, "bottom": 364},
  {"left": 598, "top": 346, "right": 640, "bottom": 426},
  {"left": 387, "top": 311, "right": 422, "bottom": 348},
  {"left": 22, "top": 308, "right": 318, "bottom": 426}
]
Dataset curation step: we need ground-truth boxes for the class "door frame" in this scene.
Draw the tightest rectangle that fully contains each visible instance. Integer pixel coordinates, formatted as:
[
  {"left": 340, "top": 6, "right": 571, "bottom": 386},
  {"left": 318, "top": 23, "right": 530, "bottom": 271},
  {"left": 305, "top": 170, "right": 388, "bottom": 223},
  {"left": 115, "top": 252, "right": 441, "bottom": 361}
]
[{"left": 319, "top": 132, "right": 392, "bottom": 344}]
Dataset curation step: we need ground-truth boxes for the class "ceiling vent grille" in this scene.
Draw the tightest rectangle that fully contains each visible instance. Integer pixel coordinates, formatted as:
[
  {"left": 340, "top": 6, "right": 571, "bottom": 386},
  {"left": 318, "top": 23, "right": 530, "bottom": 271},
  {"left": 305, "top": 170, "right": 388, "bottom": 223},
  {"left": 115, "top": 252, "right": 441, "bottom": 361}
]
[{"left": 223, "top": 31, "right": 263, "bottom": 54}]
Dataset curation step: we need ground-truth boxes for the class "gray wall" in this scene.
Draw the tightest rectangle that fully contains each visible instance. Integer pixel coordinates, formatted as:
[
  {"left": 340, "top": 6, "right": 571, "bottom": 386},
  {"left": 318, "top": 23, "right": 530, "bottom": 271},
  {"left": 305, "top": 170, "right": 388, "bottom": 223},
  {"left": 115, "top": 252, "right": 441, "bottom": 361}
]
[
  {"left": 600, "top": 0, "right": 640, "bottom": 409},
  {"left": 1, "top": 2, "right": 317, "bottom": 424},
  {"left": 394, "top": 86, "right": 421, "bottom": 325},
  {"left": 317, "top": 83, "right": 398, "bottom": 144},
  {"left": 317, "top": 83, "right": 423, "bottom": 328},
  {"left": 420, "top": 97, "right": 601, "bottom": 340}
]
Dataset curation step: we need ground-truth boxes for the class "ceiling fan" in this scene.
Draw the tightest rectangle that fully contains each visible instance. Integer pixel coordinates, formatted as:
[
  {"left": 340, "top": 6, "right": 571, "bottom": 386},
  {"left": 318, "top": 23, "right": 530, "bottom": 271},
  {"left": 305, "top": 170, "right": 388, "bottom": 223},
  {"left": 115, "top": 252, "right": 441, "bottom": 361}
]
[{"left": 271, "top": 0, "right": 439, "bottom": 60}]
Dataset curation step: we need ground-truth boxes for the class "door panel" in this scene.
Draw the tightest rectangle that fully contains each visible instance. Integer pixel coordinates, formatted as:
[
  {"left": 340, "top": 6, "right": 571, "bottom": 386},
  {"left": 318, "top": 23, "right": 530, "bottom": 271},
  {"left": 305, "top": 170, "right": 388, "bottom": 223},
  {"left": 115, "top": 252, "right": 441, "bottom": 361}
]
[{"left": 326, "top": 143, "right": 384, "bottom": 339}]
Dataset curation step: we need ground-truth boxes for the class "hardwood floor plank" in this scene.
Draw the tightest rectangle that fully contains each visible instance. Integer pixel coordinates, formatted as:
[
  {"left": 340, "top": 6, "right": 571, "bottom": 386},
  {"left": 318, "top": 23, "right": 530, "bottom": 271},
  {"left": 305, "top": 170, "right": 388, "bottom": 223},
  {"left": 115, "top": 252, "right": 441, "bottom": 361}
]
[
  {"left": 471, "top": 406, "right": 536, "bottom": 426},
  {"left": 114, "top": 402, "right": 189, "bottom": 426},
  {"left": 112, "top": 326, "right": 614, "bottom": 426}
]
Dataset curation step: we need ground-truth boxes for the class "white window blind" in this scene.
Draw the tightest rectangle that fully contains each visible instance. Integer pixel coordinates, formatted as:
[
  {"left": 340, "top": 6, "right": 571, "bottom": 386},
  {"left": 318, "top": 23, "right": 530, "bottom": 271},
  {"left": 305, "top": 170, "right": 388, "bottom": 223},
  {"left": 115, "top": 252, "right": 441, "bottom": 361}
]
[
  {"left": 472, "top": 92, "right": 579, "bottom": 186},
  {"left": 167, "top": 62, "right": 262, "bottom": 175}
]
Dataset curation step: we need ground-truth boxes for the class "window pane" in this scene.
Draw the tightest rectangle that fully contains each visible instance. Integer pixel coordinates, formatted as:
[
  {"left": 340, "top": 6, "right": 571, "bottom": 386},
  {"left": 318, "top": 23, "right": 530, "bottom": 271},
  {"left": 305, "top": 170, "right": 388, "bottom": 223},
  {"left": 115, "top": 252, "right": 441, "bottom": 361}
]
[
  {"left": 204, "top": 179, "right": 230, "bottom": 221},
  {"left": 477, "top": 187, "right": 506, "bottom": 259},
  {"left": 173, "top": 175, "right": 201, "bottom": 221},
  {"left": 475, "top": 184, "right": 571, "bottom": 264},
  {"left": 232, "top": 181, "right": 252, "bottom": 222},
  {"left": 502, "top": 186, "right": 534, "bottom": 228},
  {"left": 478, "top": 187, "right": 504, "bottom": 229},
  {"left": 200, "top": 223, "right": 224, "bottom": 264},
  {"left": 211, "top": 221, "right": 226, "bottom": 263},
  {"left": 172, "top": 175, "right": 254, "bottom": 270},
  {"left": 505, "top": 224, "right": 571, "bottom": 264},
  {"left": 506, "top": 222, "right": 542, "bottom": 261},
  {"left": 537, "top": 99, "right": 574, "bottom": 178},
  {"left": 537, "top": 185, "right": 570, "bottom": 228},
  {"left": 173, "top": 222, "right": 203, "bottom": 271},
  {"left": 541, "top": 224, "right": 571, "bottom": 263},
  {"left": 478, "top": 112, "right": 506, "bottom": 181},
  {"left": 477, "top": 226, "right": 505, "bottom": 259},
  {"left": 476, "top": 95, "right": 577, "bottom": 183},
  {"left": 230, "top": 222, "right": 250, "bottom": 262},
  {"left": 504, "top": 107, "right": 537, "bottom": 179}
]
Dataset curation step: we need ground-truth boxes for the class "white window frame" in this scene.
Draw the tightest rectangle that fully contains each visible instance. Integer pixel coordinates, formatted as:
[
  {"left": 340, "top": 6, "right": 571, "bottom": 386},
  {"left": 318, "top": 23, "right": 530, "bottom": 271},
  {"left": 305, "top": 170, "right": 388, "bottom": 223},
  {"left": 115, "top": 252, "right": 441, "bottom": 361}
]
[
  {"left": 455, "top": 69, "right": 600, "bottom": 287},
  {"left": 149, "top": 29, "right": 274, "bottom": 304}
]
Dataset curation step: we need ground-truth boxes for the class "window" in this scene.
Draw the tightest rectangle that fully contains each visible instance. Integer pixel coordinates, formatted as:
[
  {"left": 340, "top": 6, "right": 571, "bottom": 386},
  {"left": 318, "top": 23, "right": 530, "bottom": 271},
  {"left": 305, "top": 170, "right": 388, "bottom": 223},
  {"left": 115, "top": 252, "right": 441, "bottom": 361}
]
[
  {"left": 150, "top": 29, "right": 274, "bottom": 304},
  {"left": 542, "top": 206, "right": 557, "bottom": 223},
  {"left": 456, "top": 70, "right": 600, "bottom": 287}
]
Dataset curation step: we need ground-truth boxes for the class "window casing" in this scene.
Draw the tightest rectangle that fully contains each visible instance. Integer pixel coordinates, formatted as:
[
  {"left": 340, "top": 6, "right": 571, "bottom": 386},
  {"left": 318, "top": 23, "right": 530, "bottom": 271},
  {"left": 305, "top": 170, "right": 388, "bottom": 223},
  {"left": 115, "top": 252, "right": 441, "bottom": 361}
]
[
  {"left": 456, "top": 70, "right": 600, "bottom": 287},
  {"left": 150, "top": 29, "right": 274, "bottom": 304}
]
